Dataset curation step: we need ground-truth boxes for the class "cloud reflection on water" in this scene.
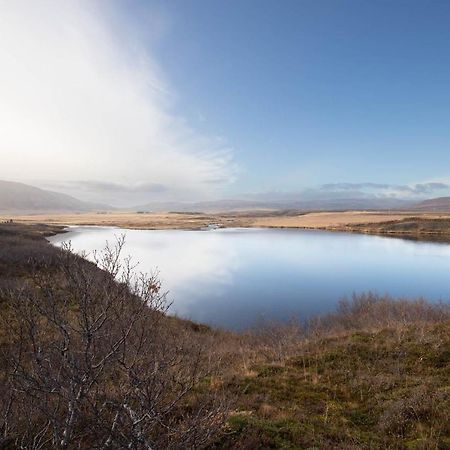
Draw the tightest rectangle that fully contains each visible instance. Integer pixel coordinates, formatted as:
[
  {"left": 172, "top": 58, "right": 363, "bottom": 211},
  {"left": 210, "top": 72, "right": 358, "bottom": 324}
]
[{"left": 50, "top": 227, "right": 450, "bottom": 330}]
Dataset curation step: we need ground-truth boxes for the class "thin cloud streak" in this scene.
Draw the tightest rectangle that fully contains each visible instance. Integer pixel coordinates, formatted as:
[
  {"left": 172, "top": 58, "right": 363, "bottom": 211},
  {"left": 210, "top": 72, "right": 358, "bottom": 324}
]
[
  {"left": 0, "top": 0, "right": 234, "bottom": 205},
  {"left": 320, "top": 182, "right": 450, "bottom": 196}
]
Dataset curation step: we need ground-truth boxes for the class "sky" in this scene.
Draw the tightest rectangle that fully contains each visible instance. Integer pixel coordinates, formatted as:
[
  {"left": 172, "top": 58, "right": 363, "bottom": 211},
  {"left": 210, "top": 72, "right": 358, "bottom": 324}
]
[{"left": 1, "top": 0, "right": 450, "bottom": 206}]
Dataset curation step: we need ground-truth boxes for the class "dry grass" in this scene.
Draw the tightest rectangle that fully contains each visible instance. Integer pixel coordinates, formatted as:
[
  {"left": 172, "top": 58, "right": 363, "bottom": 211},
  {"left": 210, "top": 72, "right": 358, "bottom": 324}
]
[
  {"left": 3, "top": 210, "right": 450, "bottom": 233},
  {"left": 1, "top": 211, "right": 234, "bottom": 229},
  {"left": 338, "top": 216, "right": 450, "bottom": 239},
  {"left": 220, "top": 319, "right": 450, "bottom": 449},
  {"left": 219, "top": 295, "right": 450, "bottom": 449},
  {"left": 251, "top": 211, "right": 425, "bottom": 228}
]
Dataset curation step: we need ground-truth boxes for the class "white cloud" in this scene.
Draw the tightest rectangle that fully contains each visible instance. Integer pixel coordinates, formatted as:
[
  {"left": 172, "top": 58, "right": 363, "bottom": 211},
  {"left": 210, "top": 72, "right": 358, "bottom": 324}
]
[{"left": 0, "top": 0, "right": 234, "bottom": 205}]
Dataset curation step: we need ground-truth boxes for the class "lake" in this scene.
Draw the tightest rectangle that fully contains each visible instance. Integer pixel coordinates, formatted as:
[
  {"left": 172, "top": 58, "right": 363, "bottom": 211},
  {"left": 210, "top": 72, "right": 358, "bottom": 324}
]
[{"left": 48, "top": 227, "right": 450, "bottom": 330}]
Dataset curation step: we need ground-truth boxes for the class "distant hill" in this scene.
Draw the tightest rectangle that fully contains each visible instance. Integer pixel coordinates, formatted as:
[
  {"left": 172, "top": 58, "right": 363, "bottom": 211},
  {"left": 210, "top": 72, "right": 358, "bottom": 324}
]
[
  {"left": 0, "top": 180, "right": 110, "bottom": 213},
  {"left": 1, "top": 179, "right": 426, "bottom": 214},
  {"left": 134, "top": 197, "right": 413, "bottom": 213},
  {"left": 412, "top": 197, "right": 450, "bottom": 212}
]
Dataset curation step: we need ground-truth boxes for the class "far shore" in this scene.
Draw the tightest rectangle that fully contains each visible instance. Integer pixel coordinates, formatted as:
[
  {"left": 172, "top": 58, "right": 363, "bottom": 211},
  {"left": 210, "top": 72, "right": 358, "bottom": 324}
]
[{"left": 3, "top": 210, "right": 450, "bottom": 241}]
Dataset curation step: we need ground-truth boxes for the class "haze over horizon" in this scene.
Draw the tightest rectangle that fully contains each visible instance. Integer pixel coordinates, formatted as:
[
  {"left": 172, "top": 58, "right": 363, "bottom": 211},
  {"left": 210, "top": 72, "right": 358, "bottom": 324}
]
[{"left": 2, "top": 1, "right": 450, "bottom": 207}]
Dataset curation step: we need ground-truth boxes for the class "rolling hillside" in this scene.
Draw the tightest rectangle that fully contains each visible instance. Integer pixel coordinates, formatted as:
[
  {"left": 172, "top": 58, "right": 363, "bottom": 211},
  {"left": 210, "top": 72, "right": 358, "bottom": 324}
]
[
  {"left": 412, "top": 196, "right": 450, "bottom": 211},
  {"left": 0, "top": 180, "right": 109, "bottom": 213},
  {"left": 135, "top": 197, "right": 413, "bottom": 213}
]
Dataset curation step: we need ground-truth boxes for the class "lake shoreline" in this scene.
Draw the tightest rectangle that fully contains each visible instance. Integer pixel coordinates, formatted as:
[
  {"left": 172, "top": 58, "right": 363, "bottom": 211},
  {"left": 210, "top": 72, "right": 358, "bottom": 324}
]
[
  {"left": 49, "top": 221, "right": 450, "bottom": 330},
  {"left": 4, "top": 209, "right": 450, "bottom": 244}
]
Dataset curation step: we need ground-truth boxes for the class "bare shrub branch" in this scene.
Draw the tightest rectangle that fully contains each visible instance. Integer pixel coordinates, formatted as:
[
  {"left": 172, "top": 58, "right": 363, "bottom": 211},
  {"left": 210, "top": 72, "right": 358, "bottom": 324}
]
[{"left": 0, "top": 238, "right": 229, "bottom": 449}]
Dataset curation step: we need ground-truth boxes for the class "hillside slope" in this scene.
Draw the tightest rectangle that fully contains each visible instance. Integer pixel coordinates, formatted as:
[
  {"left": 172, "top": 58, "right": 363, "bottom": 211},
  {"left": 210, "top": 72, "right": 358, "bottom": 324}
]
[
  {"left": 135, "top": 197, "right": 412, "bottom": 213},
  {"left": 0, "top": 180, "right": 109, "bottom": 213},
  {"left": 413, "top": 196, "right": 450, "bottom": 211}
]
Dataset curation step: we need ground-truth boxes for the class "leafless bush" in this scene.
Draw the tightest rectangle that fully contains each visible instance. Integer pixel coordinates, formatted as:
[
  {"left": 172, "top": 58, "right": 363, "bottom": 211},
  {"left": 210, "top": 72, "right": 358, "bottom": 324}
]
[
  {"left": 239, "top": 293, "right": 450, "bottom": 369},
  {"left": 378, "top": 385, "right": 450, "bottom": 440},
  {"left": 0, "top": 237, "right": 229, "bottom": 449},
  {"left": 247, "top": 318, "right": 304, "bottom": 362},
  {"left": 308, "top": 292, "right": 450, "bottom": 336}
]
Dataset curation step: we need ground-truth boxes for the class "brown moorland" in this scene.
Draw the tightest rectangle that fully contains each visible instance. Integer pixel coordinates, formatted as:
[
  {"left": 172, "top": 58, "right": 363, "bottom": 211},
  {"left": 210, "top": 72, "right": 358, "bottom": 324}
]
[{"left": 3, "top": 210, "right": 450, "bottom": 236}]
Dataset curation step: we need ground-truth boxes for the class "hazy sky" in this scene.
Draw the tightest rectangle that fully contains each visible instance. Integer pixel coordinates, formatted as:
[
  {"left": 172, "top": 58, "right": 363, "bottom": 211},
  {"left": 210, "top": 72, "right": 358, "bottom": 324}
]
[{"left": 2, "top": 0, "right": 450, "bottom": 205}]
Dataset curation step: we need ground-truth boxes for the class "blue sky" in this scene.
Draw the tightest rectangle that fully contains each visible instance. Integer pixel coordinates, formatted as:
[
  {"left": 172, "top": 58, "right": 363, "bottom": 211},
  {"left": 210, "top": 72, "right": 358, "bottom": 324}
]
[
  {"left": 129, "top": 0, "right": 450, "bottom": 195},
  {"left": 2, "top": 0, "right": 450, "bottom": 205}
]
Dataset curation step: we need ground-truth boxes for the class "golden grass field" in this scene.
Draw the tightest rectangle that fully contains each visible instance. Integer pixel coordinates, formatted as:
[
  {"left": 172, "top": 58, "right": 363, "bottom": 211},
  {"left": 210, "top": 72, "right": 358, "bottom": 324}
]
[{"left": 2, "top": 210, "right": 450, "bottom": 232}]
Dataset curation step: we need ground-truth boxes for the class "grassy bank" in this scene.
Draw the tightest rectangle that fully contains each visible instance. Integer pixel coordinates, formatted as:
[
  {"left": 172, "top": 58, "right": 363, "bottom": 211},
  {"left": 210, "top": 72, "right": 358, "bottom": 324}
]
[
  {"left": 330, "top": 217, "right": 450, "bottom": 242},
  {"left": 220, "top": 315, "right": 450, "bottom": 449},
  {"left": 2, "top": 210, "right": 449, "bottom": 237},
  {"left": 0, "top": 223, "right": 449, "bottom": 449}
]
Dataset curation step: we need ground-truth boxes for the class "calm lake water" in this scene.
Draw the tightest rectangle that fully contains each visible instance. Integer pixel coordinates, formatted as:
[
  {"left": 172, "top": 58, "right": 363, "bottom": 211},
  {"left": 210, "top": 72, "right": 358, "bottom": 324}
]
[{"left": 49, "top": 227, "right": 450, "bottom": 330}]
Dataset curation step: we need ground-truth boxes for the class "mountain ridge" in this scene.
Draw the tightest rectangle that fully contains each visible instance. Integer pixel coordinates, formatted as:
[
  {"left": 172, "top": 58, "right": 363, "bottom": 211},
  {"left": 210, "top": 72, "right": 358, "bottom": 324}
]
[
  {"left": 3, "top": 179, "right": 450, "bottom": 214},
  {"left": 0, "top": 180, "right": 111, "bottom": 213},
  {"left": 133, "top": 197, "right": 414, "bottom": 213},
  {"left": 412, "top": 196, "right": 450, "bottom": 211}
]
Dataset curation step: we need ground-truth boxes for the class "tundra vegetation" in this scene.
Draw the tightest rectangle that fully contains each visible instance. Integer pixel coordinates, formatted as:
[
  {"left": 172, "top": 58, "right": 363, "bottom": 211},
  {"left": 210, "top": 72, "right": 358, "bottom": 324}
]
[{"left": 0, "top": 223, "right": 449, "bottom": 449}]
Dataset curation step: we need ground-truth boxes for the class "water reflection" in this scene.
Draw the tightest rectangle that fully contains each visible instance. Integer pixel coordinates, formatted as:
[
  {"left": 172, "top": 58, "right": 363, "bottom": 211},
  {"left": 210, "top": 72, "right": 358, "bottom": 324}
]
[{"left": 49, "top": 227, "right": 450, "bottom": 329}]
